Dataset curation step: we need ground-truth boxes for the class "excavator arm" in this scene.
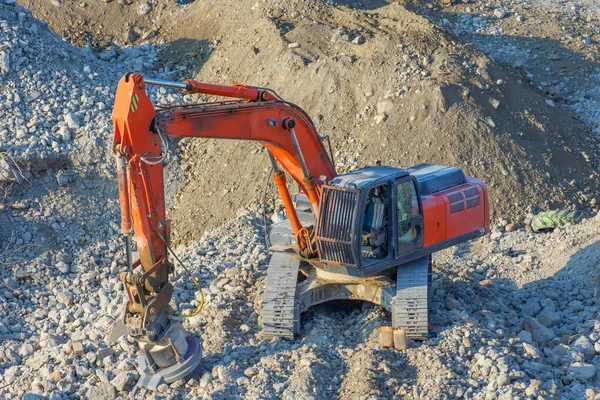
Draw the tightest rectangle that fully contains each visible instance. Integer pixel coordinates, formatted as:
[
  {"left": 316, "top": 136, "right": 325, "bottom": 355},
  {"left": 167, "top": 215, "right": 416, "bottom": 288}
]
[{"left": 111, "top": 73, "right": 336, "bottom": 383}]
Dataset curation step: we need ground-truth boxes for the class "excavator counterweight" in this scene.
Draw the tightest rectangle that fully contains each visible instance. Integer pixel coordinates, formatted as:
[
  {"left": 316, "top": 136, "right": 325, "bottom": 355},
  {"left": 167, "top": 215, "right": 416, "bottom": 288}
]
[{"left": 111, "top": 73, "right": 490, "bottom": 391}]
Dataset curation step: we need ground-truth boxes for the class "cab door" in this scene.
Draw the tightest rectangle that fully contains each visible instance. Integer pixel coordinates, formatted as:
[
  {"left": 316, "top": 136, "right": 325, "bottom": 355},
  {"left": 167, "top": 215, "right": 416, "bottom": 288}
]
[{"left": 394, "top": 178, "right": 424, "bottom": 257}]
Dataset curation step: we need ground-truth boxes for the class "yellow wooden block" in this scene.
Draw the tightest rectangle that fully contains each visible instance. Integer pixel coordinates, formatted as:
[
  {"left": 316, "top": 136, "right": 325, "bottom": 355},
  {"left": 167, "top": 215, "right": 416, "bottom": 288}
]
[
  {"left": 379, "top": 326, "right": 393, "bottom": 348},
  {"left": 393, "top": 328, "right": 408, "bottom": 351}
]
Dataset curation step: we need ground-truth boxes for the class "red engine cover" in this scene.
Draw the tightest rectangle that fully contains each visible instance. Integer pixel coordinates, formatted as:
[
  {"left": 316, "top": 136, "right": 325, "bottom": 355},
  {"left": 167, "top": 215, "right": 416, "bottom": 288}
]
[{"left": 422, "top": 177, "right": 490, "bottom": 248}]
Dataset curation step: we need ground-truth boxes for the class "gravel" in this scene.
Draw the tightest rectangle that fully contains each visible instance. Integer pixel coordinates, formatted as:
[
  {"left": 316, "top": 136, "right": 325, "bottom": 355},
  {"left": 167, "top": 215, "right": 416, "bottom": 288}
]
[
  {"left": 0, "top": 1, "right": 184, "bottom": 178},
  {"left": 3, "top": 193, "right": 600, "bottom": 399}
]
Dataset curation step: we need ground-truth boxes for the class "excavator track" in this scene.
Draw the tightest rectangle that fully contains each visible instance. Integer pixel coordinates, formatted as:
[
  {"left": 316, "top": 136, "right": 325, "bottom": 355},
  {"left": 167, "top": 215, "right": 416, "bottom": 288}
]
[
  {"left": 393, "top": 255, "right": 432, "bottom": 339},
  {"left": 262, "top": 251, "right": 301, "bottom": 340}
]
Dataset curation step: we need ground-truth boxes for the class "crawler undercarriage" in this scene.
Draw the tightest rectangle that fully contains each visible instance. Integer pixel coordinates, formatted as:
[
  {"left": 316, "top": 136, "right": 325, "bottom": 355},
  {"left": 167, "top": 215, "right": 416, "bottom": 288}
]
[{"left": 262, "top": 250, "right": 432, "bottom": 340}]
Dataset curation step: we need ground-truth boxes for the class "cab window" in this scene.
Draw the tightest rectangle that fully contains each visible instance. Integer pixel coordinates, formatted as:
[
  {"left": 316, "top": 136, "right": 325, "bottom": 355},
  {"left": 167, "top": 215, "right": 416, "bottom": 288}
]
[
  {"left": 361, "top": 184, "right": 388, "bottom": 259},
  {"left": 396, "top": 181, "right": 419, "bottom": 243}
]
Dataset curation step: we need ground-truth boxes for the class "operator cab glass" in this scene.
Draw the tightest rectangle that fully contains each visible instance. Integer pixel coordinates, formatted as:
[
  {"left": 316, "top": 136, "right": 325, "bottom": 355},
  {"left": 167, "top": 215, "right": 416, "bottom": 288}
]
[
  {"left": 359, "top": 177, "right": 424, "bottom": 268},
  {"left": 397, "top": 180, "right": 419, "bottom": 242},
  {"left": 394, "top": 178, "right": 424, "bottom": 257},
  {"left": 360, "top": 184, "right": 389, "bottom": 261}
]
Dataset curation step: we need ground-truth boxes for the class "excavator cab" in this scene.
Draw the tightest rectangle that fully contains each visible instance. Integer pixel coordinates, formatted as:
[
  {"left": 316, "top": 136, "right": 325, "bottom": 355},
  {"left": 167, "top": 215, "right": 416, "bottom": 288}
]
[
  {"left": 315, "top": 166, "right": 426, "bottom": 275},
  {"left": 315, "top": 164, "right": 488, "bottom": 278}
]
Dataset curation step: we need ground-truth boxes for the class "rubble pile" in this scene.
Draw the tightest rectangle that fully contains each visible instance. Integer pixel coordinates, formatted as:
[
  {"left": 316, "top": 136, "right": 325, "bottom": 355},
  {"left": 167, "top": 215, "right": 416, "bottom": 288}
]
[{"left": 0, "top": 1, "right": 599, "bottom": 399}]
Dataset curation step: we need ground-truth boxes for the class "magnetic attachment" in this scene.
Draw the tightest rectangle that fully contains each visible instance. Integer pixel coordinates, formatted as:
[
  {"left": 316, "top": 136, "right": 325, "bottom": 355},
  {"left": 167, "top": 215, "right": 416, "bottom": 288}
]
[{"left": 131, "top": 323, "right": 202, "bottom": 395}]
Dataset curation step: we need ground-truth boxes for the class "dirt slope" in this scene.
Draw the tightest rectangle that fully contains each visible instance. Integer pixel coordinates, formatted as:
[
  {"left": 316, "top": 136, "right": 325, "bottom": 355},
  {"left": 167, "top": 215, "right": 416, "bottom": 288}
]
[
  {"left": 18, "top": 0, "right": 600, "bottom": 244},
  {"left": 167, "top": 0, "right": 600, "bottom": 242}
]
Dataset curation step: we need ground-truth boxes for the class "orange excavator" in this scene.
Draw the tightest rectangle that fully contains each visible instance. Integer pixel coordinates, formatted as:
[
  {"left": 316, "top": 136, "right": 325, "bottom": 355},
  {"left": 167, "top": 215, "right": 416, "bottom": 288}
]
[{"left": 111, "top": 73, "right": 489, "bottom": 391}]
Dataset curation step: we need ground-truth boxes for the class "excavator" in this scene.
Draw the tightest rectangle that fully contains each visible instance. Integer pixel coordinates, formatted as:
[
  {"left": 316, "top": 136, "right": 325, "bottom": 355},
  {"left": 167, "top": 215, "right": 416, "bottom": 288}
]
[{"left": 111, "top": 72, "right": 490, "bottom": 391}]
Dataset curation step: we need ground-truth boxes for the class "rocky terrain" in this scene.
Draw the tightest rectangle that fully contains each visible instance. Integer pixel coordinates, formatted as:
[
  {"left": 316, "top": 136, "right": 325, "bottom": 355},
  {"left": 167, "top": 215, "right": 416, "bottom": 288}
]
[
  {"left": 0, "top": 0, "right": 599, "bottom": 399},
  {"left": 409, "top": 0, "right": 600, "bottom": 133},
  {"left": 3, "top": 193, "right": 600, "bottom": 399}
]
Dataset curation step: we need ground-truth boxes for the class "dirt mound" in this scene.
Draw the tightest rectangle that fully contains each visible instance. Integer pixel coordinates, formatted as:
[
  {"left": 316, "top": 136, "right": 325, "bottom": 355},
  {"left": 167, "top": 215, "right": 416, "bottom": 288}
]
[
  {"left": 167, "top": 0, "right": 600, "bottom": 242},
  {"left": 19, "top": 0, "right": 600, "bottom": 243}
]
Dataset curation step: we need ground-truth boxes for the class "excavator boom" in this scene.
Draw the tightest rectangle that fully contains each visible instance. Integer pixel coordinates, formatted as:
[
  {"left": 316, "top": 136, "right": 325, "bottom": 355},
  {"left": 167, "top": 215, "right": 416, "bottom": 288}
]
[{"left": 111, "top": 73, "right": 336, "bottom": 391}]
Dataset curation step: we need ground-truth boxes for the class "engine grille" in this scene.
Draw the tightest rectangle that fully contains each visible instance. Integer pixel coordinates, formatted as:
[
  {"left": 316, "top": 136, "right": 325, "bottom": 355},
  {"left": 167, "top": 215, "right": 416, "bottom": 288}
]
[{"left": 316, "top": 185, "right": 360, "bottom": 268}]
